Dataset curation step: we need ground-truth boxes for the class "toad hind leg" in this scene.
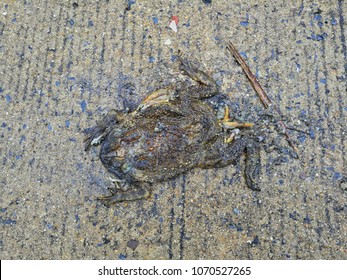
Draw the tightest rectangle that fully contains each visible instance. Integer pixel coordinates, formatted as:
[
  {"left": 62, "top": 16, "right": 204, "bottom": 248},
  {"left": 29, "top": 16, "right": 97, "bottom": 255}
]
[
  {"left": 97, "top": 186, "right": 151, "bottom": 205},
  {"left": 209, "top": 137, "right": 261, "bottom": 191}
]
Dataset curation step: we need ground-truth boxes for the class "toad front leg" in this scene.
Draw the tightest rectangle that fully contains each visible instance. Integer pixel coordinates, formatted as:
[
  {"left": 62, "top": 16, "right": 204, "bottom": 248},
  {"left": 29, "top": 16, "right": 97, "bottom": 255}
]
[
  {"left": 179, "top": 56, "right": 219, "bottom": 99},
  {"left": 244, "top": 140, "right": 261, "bottom": 191}
]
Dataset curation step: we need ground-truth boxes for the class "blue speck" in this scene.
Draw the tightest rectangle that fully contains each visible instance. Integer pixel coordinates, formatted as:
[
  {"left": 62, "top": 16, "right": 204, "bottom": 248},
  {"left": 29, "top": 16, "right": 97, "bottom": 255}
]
[
  {"left": 19, "top": 135, "right": 26, "bottom": 145},
  {"left": 295, "top": 62, "right": 301, "bottom": 71},
  {"left": 159, "top": 217, "right": 164, "bottom": 223},
  {"left": 119, "top": 253, "right": 126, "bottom": 260},
  {"left": 12, "top": 17, "right": 16, "bottom": 23},
  {"left": 0, "top": 87, "right": 3, "bottom": 93},
  {"left": 5, "top": 94, "right": 11, "bottom": 103},
  {"left": 278, "top": 179, "right": 284, "bottom": 185},
  {"left": 149, "top": 56, "right": 155, "bottom": 63},
  {"left": 297, "top": 134, "right": 306, "bottom": 143},
  {"left": 251, "top": 236, "right": 260, "bottom": 245},
  {"left": 68, "top": 76, "right": 76, "bottom": 81},
  {"left": 46, "top": 222, "right": 53, "bottom": 230},
  {"left": 75, "top": 214, "right": 80, "bottom": 223},
  {"left": 65, "top": 120, "right": 70, "bottom": 128},
  {"left": 320, "top": 78, "right": 327, "bottom": 84},
  {"left": 331, "top": 18, "right": 337, "bottom": 25},
  {"left": 48, "top": 124, "right": 53, "bottom": 131},
  {"left": 80, "top": 100, "right": 87, "bottom": 112},
  {"left": 296, "top": 40, "right": 303, "bottom": 44},
  {"left": 1, "top": 218, "right": 16, "bottom": 225},
  {"left": 239, "top": 51, "right": 247, "bottom": 59},
  {"left": 22, "top": 124, "right": 27, "bottom": 129},
  {"left": 171, "top": 55, "right": 177, "bottom": 62},
  {"left": 76, "top": 163, "right": 83, "bottom": 170},
  {"left": 314, "top": 14, "right": 322, "bottom": 21},
  {"left": 303, "top": 215, "right": 311, "bottom": 224},
  {"left": 136, "top": 221, "right": 143, "bottom": 227},
  {"left": 82, "top": 41, "right": 91, "bottom": 47},
  {"left": 271, "top": 49, "right": 276, "bottom": 60},
  {"left": 228, "top": 223, "right": 243, "bottom": 231},
  {"left": 88, "top": 20, "right": 94, "bottom": 27},
  {"left": 333, "top": 172, "right": 342, "bottom": 181},
  {"left": 69, "top": 137, "right": 76, "bottom": 142},
  {"left": 127, "top": 0, "right": 136, "bottom": 9},
  {"left": 309, "top": 32, "right": 328, "bottom": 41},
  {"left": 240, "top": 13, "right": 249, "bottom": 27},
  {"left": 182, "top": 20, "right": 190, "bottom": 27},
  {"left": 152, "top": 17, "right": 158, "bottom": 24},
  {"left": 97, "top": 243, "right": 103, "bottom": 247},
  {"left": 55, "top": 81, "right": 60, "bottom": 86},
  {"left": 16, "top": 155, "right": 22, "bottom": 160},
  {"left": 228, "top": 224, "right": 236, "bottom": 230},
  {"left": 300, "top": 109, "right": 307, "bottom": 117},
  {"left": 69, "top": 19, "right": 74, "bottom": 26},
  {"left": 294, "top": 92, "right": 302, "bottom": 98},
  {"left": 289, "top": 212, "right": 298, "bottom": 220},
  {"left": 233, "top": 208, "right": 240, "bottom": 215},
  {"left": 325, "top": 166, "right": 334, "bottom": 172},
  {"left": 344, "top": 107, "right": 347, "bottom": 112},
  {"left": 2, "top": 122, "right": 7, "bottom": 128}
]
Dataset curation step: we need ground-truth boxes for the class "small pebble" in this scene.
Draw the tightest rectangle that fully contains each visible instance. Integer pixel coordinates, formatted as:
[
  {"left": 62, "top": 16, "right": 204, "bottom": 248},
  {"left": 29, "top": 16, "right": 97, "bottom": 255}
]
[
  {"left": 164, "top": 38, "right": 172, "bottom": 45},
  {"left": 127, "top": 239, "right": 139, "bottom": 250}
]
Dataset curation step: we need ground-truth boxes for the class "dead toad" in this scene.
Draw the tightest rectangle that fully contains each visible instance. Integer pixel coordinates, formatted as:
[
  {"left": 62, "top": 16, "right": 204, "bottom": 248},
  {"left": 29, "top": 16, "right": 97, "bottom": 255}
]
[{"left": 84, "top": 56, "right": 261, "bottom": 204}]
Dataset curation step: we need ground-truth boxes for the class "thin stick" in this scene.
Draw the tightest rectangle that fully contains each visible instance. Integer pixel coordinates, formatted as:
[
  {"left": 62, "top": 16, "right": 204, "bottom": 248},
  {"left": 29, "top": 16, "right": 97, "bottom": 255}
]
[{"left": 227, "top": 42, "right": 298, "bottom": 157}]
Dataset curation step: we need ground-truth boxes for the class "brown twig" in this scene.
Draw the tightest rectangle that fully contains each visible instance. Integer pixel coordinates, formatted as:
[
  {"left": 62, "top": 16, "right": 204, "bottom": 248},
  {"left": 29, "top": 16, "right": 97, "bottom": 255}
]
[{"left": 227, "top": 42, "right": 298, "bottom": 158}]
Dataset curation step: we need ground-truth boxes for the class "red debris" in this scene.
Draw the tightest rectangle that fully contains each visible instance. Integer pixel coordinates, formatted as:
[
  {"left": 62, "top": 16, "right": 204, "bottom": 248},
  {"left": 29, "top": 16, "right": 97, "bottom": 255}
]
[{"left": 171, "top": 16, "right": 179, "bottom": 25}]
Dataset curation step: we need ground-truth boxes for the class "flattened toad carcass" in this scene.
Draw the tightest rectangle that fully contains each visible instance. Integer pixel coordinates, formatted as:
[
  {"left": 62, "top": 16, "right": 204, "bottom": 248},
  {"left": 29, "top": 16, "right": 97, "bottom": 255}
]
[{"left": 84, "top": 57, "right": 261, "bottom": 204}]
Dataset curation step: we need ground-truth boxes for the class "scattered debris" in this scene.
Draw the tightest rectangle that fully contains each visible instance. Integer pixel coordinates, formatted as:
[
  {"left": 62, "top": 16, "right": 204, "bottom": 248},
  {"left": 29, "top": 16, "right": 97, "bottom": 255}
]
[
  {"left": 169, "top": 16, "right": 179, "bottom": 32},
  {"left": 227, "top": 42, "right": 299, "bottom": 158}
]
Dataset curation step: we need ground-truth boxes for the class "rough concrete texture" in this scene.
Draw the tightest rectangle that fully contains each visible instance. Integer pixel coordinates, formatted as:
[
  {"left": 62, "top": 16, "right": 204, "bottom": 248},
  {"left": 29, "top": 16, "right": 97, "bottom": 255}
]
[{"left": 1, "top": 0, "right": 346, "bottom": 259}]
